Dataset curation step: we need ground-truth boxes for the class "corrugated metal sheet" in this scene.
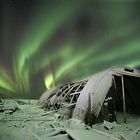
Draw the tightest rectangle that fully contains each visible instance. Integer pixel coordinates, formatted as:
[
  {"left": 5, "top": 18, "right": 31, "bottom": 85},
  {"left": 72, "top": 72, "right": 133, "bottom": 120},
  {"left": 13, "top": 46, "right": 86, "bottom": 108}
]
[{"left": 91, "top": 73, "right": 112, "bottom": 117}]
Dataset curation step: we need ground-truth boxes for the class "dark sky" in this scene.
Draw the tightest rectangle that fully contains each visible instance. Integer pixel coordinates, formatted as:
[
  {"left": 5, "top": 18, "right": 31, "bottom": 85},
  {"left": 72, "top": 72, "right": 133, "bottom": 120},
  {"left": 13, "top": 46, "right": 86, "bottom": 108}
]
[{"left": 1, "top": 0, "right": 140, "bottom": 98}]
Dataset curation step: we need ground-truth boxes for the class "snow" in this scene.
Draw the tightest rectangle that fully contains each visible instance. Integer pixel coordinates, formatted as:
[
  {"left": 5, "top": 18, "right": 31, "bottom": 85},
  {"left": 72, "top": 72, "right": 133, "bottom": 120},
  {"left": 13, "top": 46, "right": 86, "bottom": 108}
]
[{"left": 0, "top": 99, "right": 140, "bottom": 140}]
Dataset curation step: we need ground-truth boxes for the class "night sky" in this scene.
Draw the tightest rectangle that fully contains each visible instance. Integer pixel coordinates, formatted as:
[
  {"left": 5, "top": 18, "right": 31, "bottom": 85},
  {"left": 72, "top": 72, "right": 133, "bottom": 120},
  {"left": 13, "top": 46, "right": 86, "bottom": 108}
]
[{"left": 1, "top": 0, "right": 140, "bottom": 98}]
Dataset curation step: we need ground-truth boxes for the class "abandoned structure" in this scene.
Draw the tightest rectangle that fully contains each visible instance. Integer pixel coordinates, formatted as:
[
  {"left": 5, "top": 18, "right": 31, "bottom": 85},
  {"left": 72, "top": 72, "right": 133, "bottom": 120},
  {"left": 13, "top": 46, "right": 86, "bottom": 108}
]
[{"left": 39, "top": 66, "right": 140, "bottom": 125}]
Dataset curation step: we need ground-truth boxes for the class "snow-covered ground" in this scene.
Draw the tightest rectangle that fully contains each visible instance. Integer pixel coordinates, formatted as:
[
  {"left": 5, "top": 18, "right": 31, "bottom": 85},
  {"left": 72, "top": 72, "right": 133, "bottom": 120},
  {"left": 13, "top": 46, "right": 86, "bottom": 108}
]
[{"left": 0, "top": 99, "right": 140, "bottom": 140}]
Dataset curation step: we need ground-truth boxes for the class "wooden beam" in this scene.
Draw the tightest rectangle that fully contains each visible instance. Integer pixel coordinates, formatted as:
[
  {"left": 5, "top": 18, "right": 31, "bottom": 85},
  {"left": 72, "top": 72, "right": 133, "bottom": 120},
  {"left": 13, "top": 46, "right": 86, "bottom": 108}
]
[{"left": 121, "top": 75, "right": 126, "bottom": 123}]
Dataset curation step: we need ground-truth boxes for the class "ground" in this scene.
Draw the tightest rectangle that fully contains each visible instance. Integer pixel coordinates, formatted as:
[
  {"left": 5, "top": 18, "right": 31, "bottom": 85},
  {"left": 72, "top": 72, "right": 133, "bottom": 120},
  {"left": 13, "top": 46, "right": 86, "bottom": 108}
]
[{"left": 0, "top": 99, "right": 140, "bottom": 140}]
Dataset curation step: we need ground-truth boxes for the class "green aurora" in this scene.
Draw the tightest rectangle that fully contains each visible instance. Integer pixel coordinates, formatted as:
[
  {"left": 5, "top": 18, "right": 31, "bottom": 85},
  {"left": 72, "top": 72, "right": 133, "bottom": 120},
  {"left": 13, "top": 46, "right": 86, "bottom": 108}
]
[{"left": 1, "top": 0, "right": 140, "bottom": 98}]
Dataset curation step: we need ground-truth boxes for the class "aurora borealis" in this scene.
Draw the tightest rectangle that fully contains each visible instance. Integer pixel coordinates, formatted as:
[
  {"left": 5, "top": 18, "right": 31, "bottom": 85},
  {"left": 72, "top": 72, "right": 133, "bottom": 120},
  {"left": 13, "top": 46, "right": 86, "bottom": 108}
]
[{"left": 1, "top": 0, "right": 140, "bottom": 98}]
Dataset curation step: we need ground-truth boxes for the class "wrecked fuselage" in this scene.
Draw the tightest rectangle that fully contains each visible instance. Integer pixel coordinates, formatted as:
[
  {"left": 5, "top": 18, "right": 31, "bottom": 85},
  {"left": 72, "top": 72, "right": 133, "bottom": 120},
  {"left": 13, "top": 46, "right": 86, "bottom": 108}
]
[{"left": 39, "top": 67, "right": 140, "bottom": 125}]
